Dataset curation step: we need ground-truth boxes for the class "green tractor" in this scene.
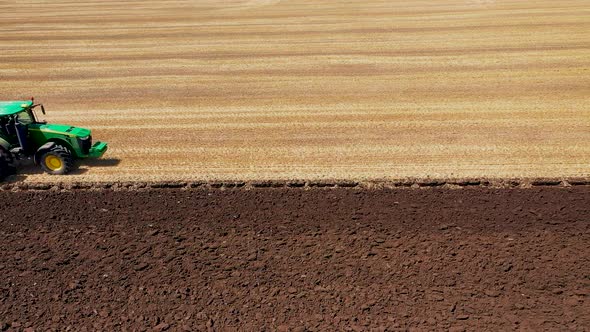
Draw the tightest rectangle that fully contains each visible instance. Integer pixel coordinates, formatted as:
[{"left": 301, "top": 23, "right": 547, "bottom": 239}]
[{"left": 0, "top": 98, "right": 108, "bottom": 180}]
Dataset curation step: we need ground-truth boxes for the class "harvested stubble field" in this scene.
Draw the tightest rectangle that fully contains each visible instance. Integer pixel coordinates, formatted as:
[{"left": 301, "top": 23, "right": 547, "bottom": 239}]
[{"left": 1, "top": 0, "right": 589, "bottom": 182}]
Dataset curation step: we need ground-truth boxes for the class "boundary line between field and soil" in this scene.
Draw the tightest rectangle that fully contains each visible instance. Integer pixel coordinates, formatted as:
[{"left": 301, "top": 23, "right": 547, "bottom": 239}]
[{"left": 1, "top": 178, "right": 589, "bottom": 192}]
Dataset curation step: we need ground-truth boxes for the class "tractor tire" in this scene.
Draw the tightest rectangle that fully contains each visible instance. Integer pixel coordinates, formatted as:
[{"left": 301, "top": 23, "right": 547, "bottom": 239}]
[
  {"left": 40, "top": 145, "right": 75, "bottom": 175},
  {"left": 0, "top": 148, "right": 16, "bottom": 181}
]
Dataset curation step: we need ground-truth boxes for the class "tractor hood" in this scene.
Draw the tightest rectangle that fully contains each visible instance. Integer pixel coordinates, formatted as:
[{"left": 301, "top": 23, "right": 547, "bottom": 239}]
[{"left": 33, "top": 123, "right": 91, "bottom": 138}]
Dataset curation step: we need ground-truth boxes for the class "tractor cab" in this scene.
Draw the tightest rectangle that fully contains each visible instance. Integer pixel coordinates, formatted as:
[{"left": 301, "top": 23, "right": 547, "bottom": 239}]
[
  {"left": 0, "top": 101, "right": 42, "bottom": 154},
  {"left": 0, "top": 99, "right": 108, "bottom": 176}
]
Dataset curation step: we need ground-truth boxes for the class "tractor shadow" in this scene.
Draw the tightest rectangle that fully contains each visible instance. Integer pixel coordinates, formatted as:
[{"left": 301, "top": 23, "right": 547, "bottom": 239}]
[
  {"left": 83, "top": 158, "right": 121, "bottom": 168},
  {"left": 4, "top": 158, "right": 122, "bottom": 182}
]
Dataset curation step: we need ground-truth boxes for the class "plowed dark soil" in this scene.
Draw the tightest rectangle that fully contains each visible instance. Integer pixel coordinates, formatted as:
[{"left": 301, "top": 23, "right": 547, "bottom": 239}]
[{"left": 1, "top": 187, "right": 589, "bottom": 331}]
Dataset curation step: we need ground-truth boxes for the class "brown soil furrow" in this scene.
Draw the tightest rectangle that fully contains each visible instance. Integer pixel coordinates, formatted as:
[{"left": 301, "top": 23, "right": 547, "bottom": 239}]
[{"left": 0, "top": 187, "right": 588, "bottom": 330}]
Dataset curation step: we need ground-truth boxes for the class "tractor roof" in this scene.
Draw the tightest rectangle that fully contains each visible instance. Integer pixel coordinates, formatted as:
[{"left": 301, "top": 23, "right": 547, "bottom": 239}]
[{"left": 0, "top": 101, "right": 33, "bottom": 116}]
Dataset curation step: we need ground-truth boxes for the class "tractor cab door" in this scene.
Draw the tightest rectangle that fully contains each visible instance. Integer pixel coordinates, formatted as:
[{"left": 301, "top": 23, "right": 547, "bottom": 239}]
[
  {"left": 0, "top": 116, "right": 14, "bottom": 137},
  {"left": 0, "top": 117, "right": 15, "bottom": 151},
  {"left": 14, "top": 120, "right": 29, "bottom": 153},
  {"left": 12, "top": 113, "right": 34, "bottom": 154}
]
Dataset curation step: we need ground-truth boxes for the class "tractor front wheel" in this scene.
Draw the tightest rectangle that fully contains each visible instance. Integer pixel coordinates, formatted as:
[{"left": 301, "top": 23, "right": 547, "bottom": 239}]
[
  {"left": 40, "top": 145, "right": 75, "bottom": 175},
  {"left": 0, "top": 148, "right": 16, "bottom": 181}
]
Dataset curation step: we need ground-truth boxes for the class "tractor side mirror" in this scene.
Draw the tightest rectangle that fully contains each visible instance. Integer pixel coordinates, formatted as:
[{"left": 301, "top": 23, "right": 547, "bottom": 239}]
[{"left": 41, "top": 104, "right": 46, "bottom": 115}]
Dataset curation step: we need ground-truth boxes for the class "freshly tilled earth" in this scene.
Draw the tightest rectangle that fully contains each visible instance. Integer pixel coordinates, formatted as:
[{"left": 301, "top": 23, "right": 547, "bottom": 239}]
[{"left": 0, "top": 187, "right": 589, "bottom": 331}]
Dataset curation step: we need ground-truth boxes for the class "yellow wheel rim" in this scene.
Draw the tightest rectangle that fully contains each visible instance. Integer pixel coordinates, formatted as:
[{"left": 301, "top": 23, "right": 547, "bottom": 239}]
[{"left": 45, "top": 155, "right": 63, "bottom": 171}]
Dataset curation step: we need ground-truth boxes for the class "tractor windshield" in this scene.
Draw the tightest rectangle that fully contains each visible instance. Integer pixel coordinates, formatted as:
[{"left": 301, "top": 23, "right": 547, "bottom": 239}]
[{"left": 16, "top": 110, "right": 35, "bottom": 125}]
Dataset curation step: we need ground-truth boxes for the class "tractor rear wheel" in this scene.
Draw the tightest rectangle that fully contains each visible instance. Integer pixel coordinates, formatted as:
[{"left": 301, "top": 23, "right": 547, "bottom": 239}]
[
  {"left": 40, "top": 145, "right": 75, "bottom": 175},
  {"left": 0, "top": 148, "right": 16, "bottom": 181}
]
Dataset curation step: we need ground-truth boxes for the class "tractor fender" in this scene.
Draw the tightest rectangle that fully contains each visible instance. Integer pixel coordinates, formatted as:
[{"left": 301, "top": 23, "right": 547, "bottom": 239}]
[{"left": 34, "top": 142, "right": 57, "bottom": 165}]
